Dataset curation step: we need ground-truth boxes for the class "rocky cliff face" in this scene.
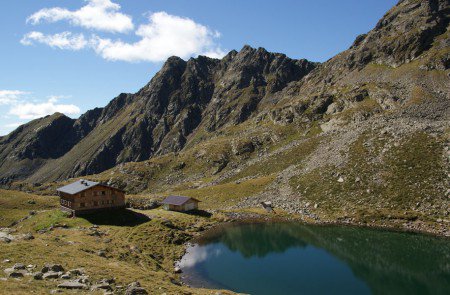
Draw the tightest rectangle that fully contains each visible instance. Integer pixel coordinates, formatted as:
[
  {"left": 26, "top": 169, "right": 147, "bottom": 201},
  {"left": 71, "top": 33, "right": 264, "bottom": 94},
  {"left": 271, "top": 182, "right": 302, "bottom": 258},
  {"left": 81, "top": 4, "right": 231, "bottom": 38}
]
[{"left": 0, "top": 46, "right": 317, "bottom": 182}]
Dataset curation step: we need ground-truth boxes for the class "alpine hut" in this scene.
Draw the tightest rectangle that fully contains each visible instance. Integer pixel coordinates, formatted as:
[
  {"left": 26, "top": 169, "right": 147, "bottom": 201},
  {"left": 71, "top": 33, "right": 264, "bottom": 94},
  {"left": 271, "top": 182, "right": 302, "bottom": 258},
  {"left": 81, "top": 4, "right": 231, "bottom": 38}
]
[
  {"left": 57, "top": 179, "right": 125, "bottom": 216},
  {"left": 161, "top": 196, "right": 200, "bottom": 212}
]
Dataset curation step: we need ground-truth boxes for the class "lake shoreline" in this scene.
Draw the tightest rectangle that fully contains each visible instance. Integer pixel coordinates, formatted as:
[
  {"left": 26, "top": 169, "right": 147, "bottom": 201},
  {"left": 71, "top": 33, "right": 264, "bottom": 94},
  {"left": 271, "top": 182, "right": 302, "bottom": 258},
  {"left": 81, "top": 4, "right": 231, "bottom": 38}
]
[
  {"left": 178, "top": 217, "right": 450, "bottom": 295},
  {"left": 216, "top": 210, "right": 450, "bottom": 238}
]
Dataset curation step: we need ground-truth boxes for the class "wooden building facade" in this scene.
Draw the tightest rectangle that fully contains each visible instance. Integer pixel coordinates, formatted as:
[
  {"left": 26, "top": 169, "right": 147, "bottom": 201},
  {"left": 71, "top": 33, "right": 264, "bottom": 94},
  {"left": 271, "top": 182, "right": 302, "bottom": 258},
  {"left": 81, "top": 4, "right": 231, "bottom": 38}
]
[{"left": 57, "top": 179, "right": 125, "bottom": 216}]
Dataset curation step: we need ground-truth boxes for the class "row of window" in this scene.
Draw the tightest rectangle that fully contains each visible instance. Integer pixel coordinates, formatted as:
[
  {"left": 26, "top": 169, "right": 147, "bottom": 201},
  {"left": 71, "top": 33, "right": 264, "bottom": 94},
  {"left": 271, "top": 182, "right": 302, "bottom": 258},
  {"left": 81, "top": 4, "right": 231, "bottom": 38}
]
[
  {"left": 79, "top": 200, "right": 115, "bottom": 208},
  {"left": 80, "top": 191, "right": 111, "bottom": 197}
]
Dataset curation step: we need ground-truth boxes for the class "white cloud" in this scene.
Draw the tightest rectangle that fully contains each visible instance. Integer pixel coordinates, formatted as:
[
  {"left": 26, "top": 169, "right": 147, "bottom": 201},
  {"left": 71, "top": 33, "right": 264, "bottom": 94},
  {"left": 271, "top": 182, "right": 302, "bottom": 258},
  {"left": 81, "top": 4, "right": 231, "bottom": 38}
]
[
  {"left": 21, "top": 31, "right": 88, "bottom": 50},
  {"left": 0, "top": 122, "right": 26, "bottom": 136},
  {"left": 8, "top": 96, "right": 81, "bottom": 120},
  {"left": 5, "top": 122, "right": 24, "bottom": 129},
  {"left": 27, "top": 0, "right": 134, "bottom": 33},
  {"left": 92, "top": 12, "right": 225, "bottom": 62},
  {"left": 0, "top": 90, "right": 30, "bottom": 105}
]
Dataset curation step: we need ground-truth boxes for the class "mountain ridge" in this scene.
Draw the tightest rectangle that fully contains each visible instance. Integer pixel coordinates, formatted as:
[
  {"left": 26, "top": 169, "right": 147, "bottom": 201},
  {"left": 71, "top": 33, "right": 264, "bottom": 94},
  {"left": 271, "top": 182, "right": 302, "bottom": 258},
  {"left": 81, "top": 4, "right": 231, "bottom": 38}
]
[{"left": 0, "top": 45, "right": 319, "bottom": 183}]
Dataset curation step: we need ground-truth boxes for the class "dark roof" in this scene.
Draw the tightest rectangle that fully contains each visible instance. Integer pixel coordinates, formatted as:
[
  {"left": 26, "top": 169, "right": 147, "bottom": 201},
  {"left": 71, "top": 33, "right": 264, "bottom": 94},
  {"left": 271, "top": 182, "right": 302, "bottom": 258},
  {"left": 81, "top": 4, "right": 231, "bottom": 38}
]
[
  {"left": 57, "top": 179, "right": 99, "bottom": 195},
  {"left": 161, "top": 195, "right": 200, "bottom": 206}
]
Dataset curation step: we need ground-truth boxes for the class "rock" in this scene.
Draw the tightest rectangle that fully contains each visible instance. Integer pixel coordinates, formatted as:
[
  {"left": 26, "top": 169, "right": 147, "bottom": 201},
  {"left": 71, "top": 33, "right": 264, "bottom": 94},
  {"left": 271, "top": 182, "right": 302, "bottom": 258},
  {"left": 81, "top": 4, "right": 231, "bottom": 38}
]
[
  {"left": 26, "top": 264, "right": 35, "bottom": 269},
  {"left": 125, "top": 282, "right": 148, "bottom": 295},
  {"left": 314, "top": 203, "right": 319, "bottom": 209},
  {"left": 12, "top": 263, "right": 25, "bottom": 270},
  {"left": 43, "top": 271, "right": 62, "bottom": 279},
  {"left": 174, "top": 266, "right": 182, "bottom": 274},
  {"left": 57, "top": 281, "right": 88, "bottom": 290},
  {"left": 43, "top": 264, "right": 64, "bottom": 273},
  {"left": 68, "top": 268, "right": 84, "bottom": 276},
  {"left": 99, "top": 278, "right": 115, "bottom": 285},
  {"left": 337, "top": 177, "right": 344, "bottom": 183},
  {"left": 23, "top": 233, "right": 34, "bottom": 240},
  {"left": 3, "top": 268, "right": 14, "bottom": 274},
  {"left": 76, "top": 275, "right": 90, "bottom": 284},
  {"left": 61, "top": 273, "right": 71, "bottom": 279},
  {"left": 97, "top": 250, "right": 107, "bottom": 258},
  {"left": 27, "top": 200, "right": 36, "bottom": 205},
  {"left": 8, "top": 271, "right": 25, "bottom": 278},
  {"left": 33, "top": 272, "right": 43, "bottom": 280},
  {"left": 0, "top": 237, "right": 11, "bottom": 243},
  {"left": 2, "top": 259, "right": 11, "bottom": 263},
  {"left": 355, "top": 177, "right": 361, "bottom": 182},
  {"left": 50, "top": 289, "right": 62, "bottom": 294}
]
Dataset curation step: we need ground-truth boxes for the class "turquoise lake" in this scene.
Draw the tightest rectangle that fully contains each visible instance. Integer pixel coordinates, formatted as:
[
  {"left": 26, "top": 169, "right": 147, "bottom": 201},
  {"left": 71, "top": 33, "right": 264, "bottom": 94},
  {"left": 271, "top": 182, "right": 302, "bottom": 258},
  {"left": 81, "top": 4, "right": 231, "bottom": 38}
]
[{"left": 179, "top": 223, "right": 450, "bottom": 295}]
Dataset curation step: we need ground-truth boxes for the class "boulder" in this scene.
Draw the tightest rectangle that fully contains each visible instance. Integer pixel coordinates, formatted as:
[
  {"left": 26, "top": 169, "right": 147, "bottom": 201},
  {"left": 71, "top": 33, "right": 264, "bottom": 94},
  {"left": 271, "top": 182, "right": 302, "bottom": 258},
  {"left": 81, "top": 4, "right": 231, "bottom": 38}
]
[
  {"left": 33, "top": 272, "right": 43, "bottom": 280},
  {"left": 61, "top": 273, "right": 71, "bottom": 279},
  {"left": 12, "top": 263, "right": 26, "bottom": 270},
  {"left": 8, "top": 271, "right": 25, "bottom": 278},
  {"left": 99, "top": 278, "right": 115, "bottom": 285},
  {"left": 43, "top": 271, "right": 62, "bottom": 279},
  {"left": 125, "top": 282, "right": 148, "bottom": 295},
  {"left": 42, "top": 264, "right": 64, "bottom": 273},
  {"left": 75, "top": 275, "right": 90, "bottom": 284},
  {"left": 97, "top": 250, "right": 107, "bottom": 258},
  {"left": 68, "top": 268, "right": 84, "bottom": 276},
  {"left": 0, "top": 237, "right": 11, "bottom": 243},
  {"left": 57, "top": 281, "right": 88, "bottom": 290},
  {"left": 23, "top": 233, "right": 34, "bottom": 240}
]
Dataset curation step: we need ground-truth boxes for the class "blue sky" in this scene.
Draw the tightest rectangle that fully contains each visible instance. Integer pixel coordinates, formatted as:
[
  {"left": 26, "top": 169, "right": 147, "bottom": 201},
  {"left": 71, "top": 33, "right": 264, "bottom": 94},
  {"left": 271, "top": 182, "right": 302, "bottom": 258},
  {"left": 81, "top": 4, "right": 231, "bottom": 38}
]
[{"left": 0, "top": 0, "right": 397, "bottom": 135}]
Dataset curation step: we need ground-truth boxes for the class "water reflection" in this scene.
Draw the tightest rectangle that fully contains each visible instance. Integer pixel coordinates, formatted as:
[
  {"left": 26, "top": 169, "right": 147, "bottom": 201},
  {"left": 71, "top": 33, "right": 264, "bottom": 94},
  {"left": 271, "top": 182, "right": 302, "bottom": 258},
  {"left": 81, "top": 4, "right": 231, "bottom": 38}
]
[
  {"left": 179, "top": 246, "right": 222, "bottom": 268},
  {"left": 180, "top": 223, "right": 450, "bottom": 295}
]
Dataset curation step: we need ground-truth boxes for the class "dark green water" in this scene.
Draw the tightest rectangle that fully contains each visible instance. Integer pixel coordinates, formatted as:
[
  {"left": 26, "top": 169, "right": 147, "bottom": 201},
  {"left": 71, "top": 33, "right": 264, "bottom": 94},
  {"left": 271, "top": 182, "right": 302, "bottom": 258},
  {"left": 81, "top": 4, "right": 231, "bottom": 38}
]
[{"left": 179, "top": 223, "right": 450, "bottom": 295}]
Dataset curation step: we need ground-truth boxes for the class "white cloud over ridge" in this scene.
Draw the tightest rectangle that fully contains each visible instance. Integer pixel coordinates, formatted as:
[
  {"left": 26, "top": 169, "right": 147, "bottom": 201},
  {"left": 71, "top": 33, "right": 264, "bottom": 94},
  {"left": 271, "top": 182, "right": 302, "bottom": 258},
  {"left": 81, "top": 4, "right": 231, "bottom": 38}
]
[
  {"left": 21, "top": 31, "right": 88, "bottom": 50},
  {"left": 0, "top": 90, "right": 81, "bottom": 121},
  {"left": 92, "top": 12, "right": 226, "bottom": 62},
  {"left": 27, "top": 0, "right": 134, "bottom": 33},
  {"left": 8, "top": 97, "right": 81, "bottom": 120},
  {"left": 22, "top": 1, "right": 226, "bottom": 63}
]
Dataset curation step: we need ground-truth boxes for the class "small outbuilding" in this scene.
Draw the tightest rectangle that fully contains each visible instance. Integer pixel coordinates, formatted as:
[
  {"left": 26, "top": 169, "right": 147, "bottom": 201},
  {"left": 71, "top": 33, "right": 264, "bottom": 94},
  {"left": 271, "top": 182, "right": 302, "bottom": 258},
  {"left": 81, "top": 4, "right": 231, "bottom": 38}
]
[
  {"left": 57, "top": 179, "right": 125, "bottom": 216},
  {"left": 161, "top": 196, "right": 200, "bottom": 212}
]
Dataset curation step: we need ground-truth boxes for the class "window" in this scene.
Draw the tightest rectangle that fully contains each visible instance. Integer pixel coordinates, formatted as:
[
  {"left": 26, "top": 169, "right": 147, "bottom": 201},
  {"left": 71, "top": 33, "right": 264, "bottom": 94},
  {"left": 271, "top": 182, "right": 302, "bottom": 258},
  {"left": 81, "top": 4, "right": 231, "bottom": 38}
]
[
  {"left": 101, "top": 191, "right": 106, "bottom": 196},
  {"left": 80, "top": 202, "right": 85, "bottom": 208},
  {"left": 81, "top": 192, "right": 85, "bottom": 197},
  {"left": 94, "top": 201, "right": 98, "bottom": 206}
]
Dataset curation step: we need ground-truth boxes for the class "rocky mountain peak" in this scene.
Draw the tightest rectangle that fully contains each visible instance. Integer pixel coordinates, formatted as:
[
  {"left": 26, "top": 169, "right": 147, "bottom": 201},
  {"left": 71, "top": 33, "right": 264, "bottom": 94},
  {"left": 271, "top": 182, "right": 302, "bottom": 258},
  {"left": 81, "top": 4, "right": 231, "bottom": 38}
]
[{"left": 347, "top": 0, "right": 449, "bottom": 68}]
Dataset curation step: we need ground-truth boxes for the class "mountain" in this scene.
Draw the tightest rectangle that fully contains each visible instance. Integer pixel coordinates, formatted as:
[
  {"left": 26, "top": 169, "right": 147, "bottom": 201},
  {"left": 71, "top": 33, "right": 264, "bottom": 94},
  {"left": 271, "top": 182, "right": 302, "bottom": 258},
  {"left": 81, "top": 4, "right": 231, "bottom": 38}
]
[
  {"left": 0, "top": 47, "right": 317, "bottom": 183},
  {"left": 1, "top": 0, "right": 449, "bottom": 232}
]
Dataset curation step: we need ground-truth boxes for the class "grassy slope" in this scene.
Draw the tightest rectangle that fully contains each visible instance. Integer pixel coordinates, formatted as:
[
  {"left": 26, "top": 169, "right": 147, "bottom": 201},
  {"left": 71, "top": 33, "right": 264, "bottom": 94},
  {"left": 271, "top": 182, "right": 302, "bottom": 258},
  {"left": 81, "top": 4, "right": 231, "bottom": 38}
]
[
  {"left": 0, "top": 189, "right": 235, "bottom": 295},
  {"left": 289, "top": 131, "right": 448, "bottom": 223}
]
